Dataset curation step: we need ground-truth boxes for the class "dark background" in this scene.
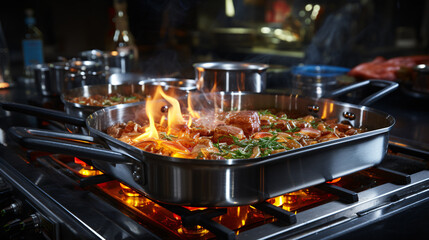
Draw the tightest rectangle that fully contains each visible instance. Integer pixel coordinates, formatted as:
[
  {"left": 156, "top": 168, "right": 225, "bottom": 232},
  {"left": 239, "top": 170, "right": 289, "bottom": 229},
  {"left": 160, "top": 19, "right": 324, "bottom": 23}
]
[{"left": 1, "top": 0, "right": 428, "bottom": 79}]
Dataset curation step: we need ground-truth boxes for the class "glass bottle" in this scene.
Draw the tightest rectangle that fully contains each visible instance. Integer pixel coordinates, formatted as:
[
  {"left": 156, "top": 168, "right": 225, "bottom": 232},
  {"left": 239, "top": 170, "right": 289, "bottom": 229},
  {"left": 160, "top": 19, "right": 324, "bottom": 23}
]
[
  {"left": 22, "top": 8, "right": 44, "bottom": 77},
  {"left": 112, "top": 0, "right": 138, "bottom": 61},
  {"left": 0, "top": 20, "right": 12, "bottom": 87}
]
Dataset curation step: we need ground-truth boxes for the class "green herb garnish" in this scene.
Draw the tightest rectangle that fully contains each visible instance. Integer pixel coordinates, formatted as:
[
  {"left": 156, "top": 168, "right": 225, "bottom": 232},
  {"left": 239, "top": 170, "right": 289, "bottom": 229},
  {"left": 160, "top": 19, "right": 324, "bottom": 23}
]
[
  {"left": 258, "top": 109, "right": 275, "bottom": 116},
  {"left": 124, "top": 96, "right": 137, "bottom": 101},
  {"left": 285, "top": 127, "right": 301, "bottom": 132},
  {"left": 110, "top": 96, "right": 121, "bottom": 102},
  {"left": 160, "top": 132, "right": 177, "bottom": 141},
  {"left": 213, "top": 134, "right": 289, "bottom": 159}
]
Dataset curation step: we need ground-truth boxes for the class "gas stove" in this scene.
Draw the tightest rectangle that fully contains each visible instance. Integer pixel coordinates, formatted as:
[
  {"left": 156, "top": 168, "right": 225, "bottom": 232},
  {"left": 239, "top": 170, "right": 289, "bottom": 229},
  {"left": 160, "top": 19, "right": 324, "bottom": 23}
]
[{"left": 0, "top": 79, "right": 429, "bottom": 239}]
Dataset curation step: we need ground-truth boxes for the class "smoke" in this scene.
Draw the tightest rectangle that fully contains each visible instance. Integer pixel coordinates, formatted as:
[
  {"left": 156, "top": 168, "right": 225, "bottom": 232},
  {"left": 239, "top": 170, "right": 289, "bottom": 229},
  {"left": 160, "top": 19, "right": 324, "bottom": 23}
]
[
  {"left": 139, "top": 49, "right": 183, "bottom": 78},
  {"left": 303, "top": 1, "right": 395, "bottom": 67}
]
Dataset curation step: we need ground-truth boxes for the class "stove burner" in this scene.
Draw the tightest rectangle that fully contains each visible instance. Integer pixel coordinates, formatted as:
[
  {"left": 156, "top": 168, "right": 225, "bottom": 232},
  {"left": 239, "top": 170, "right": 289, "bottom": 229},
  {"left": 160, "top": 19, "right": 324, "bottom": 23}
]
[{"left": 0, "top": 128, "right": 428, "bottom": 239}]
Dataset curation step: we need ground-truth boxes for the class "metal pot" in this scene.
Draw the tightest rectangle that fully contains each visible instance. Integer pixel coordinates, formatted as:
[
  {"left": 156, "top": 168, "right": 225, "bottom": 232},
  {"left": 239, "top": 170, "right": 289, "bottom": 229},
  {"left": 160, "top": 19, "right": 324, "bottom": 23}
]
[
  {"left": 33, "top": 64, "right": 54, "bottom": 97},
  {"left": 398, "top": 64, "right": 429, "bottom": 99},
  {"left": 44, "top": 60, "right": 105, "bottom": 96},
  {"left": 410, "top": 64, "right": 429, "bottom": 94},
  {"left": 142, "top": 78, "right": 197, "bottom": 91},
  {"left": 194, "top": 62, "right": 269, "bottom": 93},
  {"left": 291, "top": 65, "right": 351, "bottom": 98},
  {"left": 108, "top": 73, "right": 150, "bottom": 85}
]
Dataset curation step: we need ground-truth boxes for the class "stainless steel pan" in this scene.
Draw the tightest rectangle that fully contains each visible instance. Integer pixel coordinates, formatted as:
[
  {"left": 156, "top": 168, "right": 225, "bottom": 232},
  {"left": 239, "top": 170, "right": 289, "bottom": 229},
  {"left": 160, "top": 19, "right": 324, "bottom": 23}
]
[
  {"left": 6, "top": 80, "right": 397, "bottom": 207},
  {"left": 62, "top": 80, "right": 195, "bottom": 120},
  {"left": 1, "top": 81, "right": 193, "bottom": 132}
]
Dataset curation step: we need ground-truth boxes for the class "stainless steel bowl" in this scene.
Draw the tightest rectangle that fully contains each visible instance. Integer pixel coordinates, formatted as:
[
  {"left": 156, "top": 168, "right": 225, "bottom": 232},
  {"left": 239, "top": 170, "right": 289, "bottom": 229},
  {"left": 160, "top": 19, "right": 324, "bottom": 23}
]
[{"left": 193, "top": 62, "right": 269, "bottom": 93}]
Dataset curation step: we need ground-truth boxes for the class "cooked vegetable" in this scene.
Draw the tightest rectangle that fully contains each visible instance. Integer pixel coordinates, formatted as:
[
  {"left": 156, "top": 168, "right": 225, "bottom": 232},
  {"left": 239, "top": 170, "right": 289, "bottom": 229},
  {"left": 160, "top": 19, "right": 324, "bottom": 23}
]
[{"left": 69, "top": 93, "right": 144, "bottom": 107}]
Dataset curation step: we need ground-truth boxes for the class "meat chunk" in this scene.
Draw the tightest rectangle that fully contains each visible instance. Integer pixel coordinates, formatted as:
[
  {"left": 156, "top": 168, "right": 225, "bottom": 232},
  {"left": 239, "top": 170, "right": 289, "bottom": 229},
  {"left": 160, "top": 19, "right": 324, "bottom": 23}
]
[
  {"left": 106, "top": 122, "right": 126, "bottom": 138},
  {"left": 225, "top": 111, "right": 260, "bottom": 137},
  {"left": 191, "top": 116, "right": 225, "bottom": 136},
  {"left": 299, "top": 128, "right": 322, "bottom": 138},
  {"left": 212, "top": 125, "right": 245, "bottom": 144}
]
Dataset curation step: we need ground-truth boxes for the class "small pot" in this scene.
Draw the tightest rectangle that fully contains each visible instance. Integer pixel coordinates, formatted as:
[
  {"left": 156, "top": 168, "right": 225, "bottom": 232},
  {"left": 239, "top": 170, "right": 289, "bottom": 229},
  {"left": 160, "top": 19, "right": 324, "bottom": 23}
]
[
  {"left": 47, "top": 60, "right": 105, "bottom": 96},
  {"left": 33, "top": 64, "right": 55, "bottom": 96},
  {"left": 400, "top": 64, "right": 429, "bottom": 99},
  {"left": 143, "top": 78, "right": 197, "bottom": 91},
  {"left": 410, "top": 64, "right": 429, "bottom": 94},
  {"left": 291, "top": 65, "right": 351, "bottom": 98},
  {"left": 193, "top": 62, "right": 269, "bottom": 93}
]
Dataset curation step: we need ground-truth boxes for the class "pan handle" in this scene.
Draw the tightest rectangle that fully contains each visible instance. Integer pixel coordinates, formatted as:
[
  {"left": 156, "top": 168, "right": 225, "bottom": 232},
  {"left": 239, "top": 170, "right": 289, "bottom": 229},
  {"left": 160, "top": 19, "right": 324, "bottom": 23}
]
[
  {"left": 0, "top": 101, "right": 87, "bottom": 127},
  {"left": 323, "top": 79, "right": 399, "bottom": 106},
  {"left": 8, "top": 126, "right": 132, "bottom": 164}
]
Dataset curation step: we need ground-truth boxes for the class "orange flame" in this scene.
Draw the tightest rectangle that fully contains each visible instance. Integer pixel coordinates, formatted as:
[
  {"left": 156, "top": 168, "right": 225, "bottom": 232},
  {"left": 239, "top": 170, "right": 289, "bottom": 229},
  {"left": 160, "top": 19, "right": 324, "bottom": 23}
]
[
  {"left": 0, "top": 82, "right": 10, "bottom": 88},
  {"left": 187, "top": 92, "right": 200, "bottom": 127},
  {"left": 159, "top": 88, "right": 185, "bottom": 133},
  {"left": 326, "top": 177, "right": 341, "bottom": 184},
  {"left": 132, "top": 86, "right": 200, "bottom": 158},
  {"left": 133, "top": 98, "right": 159, "bottom": 142}
]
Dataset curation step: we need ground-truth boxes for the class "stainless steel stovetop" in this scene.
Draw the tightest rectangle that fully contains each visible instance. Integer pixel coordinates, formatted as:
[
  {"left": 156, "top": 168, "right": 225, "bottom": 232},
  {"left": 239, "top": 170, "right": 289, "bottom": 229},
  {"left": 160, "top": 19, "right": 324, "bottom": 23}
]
[{"left": 0, "top": 78, "right": 428, "bottom": 239}]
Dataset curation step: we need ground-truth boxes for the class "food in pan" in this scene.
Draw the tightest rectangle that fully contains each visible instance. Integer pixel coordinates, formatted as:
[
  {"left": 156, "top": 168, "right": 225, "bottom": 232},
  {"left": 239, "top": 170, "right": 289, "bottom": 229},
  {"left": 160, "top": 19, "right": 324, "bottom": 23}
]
[
  {"left": 69, "top": 93, "right": 145, "bottom": 106},
  {"left": 107, "top": 109, "right": 365, "bottom": 160}
]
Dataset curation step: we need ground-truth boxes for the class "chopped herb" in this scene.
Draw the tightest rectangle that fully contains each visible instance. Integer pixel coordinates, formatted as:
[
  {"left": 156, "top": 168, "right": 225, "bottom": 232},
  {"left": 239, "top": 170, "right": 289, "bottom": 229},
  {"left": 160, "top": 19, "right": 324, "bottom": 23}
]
[
  {"left": 124, "top": 96, "right": 137, "bottom": 101},
  {"left": 285, "top": 127, "right": 301, "bottom": 132},
  {"left": 110, "top": 96, "right": 121, "bottom": 102},
  {"left": 310, "top": 120, "right": 318, "bottom": 129},
  {"left": 102, "top": 100, "right": 112, "bottom": 106},
  {"left": 160, "top": 132, "right": 177, "bottom": 141},
  {"left": 258, "top": 109, "right": 275, "bottom": 116},
  {"left": 213, "top": 134, "right": 288, "bottom": 159},
  {"left": 269, "top": 129, "right": 278, "bottom": 135},
  {"left": 196, "top": 152, "right": 204, "bottom": 159}
]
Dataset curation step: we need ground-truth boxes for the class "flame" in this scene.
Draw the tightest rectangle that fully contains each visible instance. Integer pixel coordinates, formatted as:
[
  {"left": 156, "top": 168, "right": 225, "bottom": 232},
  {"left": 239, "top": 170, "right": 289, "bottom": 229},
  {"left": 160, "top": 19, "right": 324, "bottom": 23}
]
[
  {"left": 159, "top": 88, "right": 185, "bottom": 133},
  {"left": 326, "top": 177, "right": 341, "bottom": 184},
  {"left": 133, "top": 101, "right": 159, "bottom": 142},
  {"left": 0, "top": 82, "right": 10, "bottom": 88},
  {"left": 120, "top": 182, "right": 140, "bottom": 197},
  {"left": 132, "top": 86, "right": 200, "bottom": 158},
  {"left": 74, "top": 157, "right": 89, "bottom": 167},
  {"left": 134, "top": 86, "right": 186, "bottom": 142},
  {"left": 74, "top": 157, "right": 102, "bottom": 176},
  {"left": 210, "top": 71, "right": 218, "bottom": 93},
  {"left": 187, "top": 92, "right": 200, "bottom": 128}
]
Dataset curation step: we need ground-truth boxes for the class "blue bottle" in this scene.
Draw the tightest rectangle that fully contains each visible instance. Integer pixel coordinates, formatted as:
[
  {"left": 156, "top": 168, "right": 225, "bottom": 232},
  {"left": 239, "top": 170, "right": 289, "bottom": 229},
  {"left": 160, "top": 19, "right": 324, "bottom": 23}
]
[{"left": 22, "top": 9, "right": 44, "bottom": 76}]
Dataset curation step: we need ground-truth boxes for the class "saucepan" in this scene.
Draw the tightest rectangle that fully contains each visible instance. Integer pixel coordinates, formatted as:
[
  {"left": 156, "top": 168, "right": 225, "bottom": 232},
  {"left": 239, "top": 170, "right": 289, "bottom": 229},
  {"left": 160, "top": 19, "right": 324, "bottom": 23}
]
[
  {"left": 1, "top": 79, "right": 195, "bottom": 132},
  {"left": 400, "top": 64, "right": 429, "bottom": 99},
  {"left": 194, "top": 62, "right": 269, "bottom": 93}
]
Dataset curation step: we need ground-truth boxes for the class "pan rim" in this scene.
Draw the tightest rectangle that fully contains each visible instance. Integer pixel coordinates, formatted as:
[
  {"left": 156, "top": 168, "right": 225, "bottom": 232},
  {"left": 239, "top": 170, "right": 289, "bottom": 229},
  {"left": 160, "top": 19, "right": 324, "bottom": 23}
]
[{"left": 86, "top": 91, "right": 395, "bottom": 166}]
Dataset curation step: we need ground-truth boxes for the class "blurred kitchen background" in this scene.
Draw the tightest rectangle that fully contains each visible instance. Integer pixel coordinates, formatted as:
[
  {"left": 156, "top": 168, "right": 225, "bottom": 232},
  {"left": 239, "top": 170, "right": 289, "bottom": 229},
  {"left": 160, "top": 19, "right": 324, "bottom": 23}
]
[{"left": 1, "top": 0, "right": 428, "bottom": 85}]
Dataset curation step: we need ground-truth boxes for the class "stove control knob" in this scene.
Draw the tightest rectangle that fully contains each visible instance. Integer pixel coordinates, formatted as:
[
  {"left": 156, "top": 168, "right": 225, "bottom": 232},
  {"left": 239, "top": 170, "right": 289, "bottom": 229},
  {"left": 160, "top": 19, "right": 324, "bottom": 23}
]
[
  {"left": 2, "top": 218, "right": 21, "bottom": 233},
  {"left": 19, "top": 213, "right": 41, "bottom": 231},
  {"left": 0, "top": 199, "right": 23, "bottom": 218},
  {"left": 2, "top": 213, "right": 41, "bottom": 235}
]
